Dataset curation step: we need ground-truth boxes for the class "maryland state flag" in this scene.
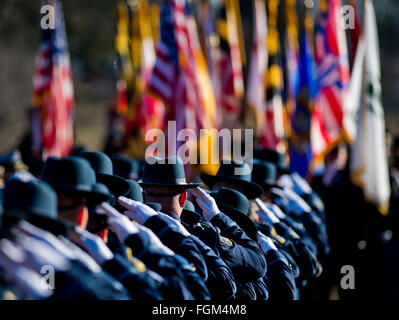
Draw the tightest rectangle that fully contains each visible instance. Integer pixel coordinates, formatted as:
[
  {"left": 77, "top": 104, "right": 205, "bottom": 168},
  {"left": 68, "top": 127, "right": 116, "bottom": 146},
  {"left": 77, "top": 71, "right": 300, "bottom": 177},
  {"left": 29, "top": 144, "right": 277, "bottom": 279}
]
[
  {"left": 114, "top": 0, "right": 164, "bottom": 159},
  {"left": 311, "top": 0, "right": 350, "bottom": 164},
  {"left": 31, "top": 0, "right": 74, "bottom": 159},
  {"left": 261, "top": 0, "right": 286, "bottom": 150},
  {"left": 289, "top": 5, "right": 318, "bottom": 177},
  {"left": 115, "top": 1, "right": 133, "bottom": 115},
  {"left": 284, "top": 0, "right": 299, "bottom": 122}
]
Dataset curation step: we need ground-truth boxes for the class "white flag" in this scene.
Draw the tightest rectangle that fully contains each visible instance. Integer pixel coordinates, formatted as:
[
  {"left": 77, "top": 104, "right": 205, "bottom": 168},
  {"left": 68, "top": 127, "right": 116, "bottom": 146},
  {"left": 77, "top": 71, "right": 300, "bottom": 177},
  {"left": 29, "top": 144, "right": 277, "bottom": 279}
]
[
  {"left": 344, "top": 35, "right": 365, "bottom": 142},
  {"left": 350, "top": 0, "right": 390, "bottom": 215}
]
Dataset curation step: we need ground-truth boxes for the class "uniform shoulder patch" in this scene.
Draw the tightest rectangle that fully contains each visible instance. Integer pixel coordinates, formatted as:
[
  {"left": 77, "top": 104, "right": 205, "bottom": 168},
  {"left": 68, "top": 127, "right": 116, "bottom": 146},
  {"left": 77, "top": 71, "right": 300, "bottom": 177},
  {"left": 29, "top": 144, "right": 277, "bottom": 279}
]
[
  {"left": 219, "top": 235, "right": 233, "bottom": 246},
  {"left": 216, "top": 228, "right": 233, "bottom": 246},
  {"left": 271, "top": 227, "right": 286, "bottom": 245},
  {"left": 126, "top": 248, "right": 147, "bottom": 273}
]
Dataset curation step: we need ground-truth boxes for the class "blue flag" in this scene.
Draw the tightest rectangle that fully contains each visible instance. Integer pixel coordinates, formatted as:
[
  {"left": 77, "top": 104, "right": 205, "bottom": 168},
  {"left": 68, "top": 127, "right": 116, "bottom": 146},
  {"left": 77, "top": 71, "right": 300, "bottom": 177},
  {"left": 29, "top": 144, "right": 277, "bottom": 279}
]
[{"left": 289, "top": 17, "right": 318, "bottom": 177}]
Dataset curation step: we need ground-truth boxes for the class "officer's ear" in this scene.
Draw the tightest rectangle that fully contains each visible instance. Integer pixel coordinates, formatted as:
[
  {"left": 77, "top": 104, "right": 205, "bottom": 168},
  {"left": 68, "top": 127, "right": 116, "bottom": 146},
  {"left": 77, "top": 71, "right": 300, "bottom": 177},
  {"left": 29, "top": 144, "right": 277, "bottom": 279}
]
[
  {"left": 179, "top": 191, "right": 187, "bottom": 208},
  {"left": 77, "top": 206, "right": 89, "bottom": 229}
]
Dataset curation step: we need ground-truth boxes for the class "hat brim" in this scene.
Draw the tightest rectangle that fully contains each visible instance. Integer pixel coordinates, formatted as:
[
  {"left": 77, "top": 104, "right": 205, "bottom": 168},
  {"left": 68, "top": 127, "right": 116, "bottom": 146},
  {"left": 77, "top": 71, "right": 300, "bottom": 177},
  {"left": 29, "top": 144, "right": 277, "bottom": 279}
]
[
  {"left": 3, "top": 208, "right": 74, "bottom": 236},
  {"left": 253, "top": 180, "right": 282, "bottom": 191},
  {"left": 181, "top": 208, "right": 203, "bottom": 225},
  {"left": 139, "top": 182, "right": 202, "bottom": 191},
  {"left": 200, "top": 174, "right": 264, "bottom": 200},
  {"left": 96, "top": 173, "right": 131, "bottom": 198},
  {"left": 46, "top": 182, "right": 111, "bottom": 204},
  {"left": 216, "top": 202, "right": 258, "bottom": 241}
]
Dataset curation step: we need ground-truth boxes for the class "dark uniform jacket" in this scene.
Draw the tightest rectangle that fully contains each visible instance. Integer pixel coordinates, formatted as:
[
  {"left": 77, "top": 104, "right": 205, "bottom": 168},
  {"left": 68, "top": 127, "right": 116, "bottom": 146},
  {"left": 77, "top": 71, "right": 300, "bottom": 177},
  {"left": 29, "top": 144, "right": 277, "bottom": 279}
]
[
  {"left": 50, "top": 259, "right": 132, "bottom": 300},
  {"left": 144, "top": 214, "right": 208, "bottom": 281},
  {"left": 102, "top": 253, "right": 164, "bottom": 300},
  {"left": 161, "top": 210, "right": 237, "bottom": 300},
  {"left": 263, "top": 249, "right": 296, "bottom": 299},
  {"left": 123, "top": 227, "right": 210, "bottom": 300},
  {"left": 256, "top": 221, "right": 321, "bottom": 283},
  {"left": 180, "top": 209, "right": 268, "bottom": 300}
]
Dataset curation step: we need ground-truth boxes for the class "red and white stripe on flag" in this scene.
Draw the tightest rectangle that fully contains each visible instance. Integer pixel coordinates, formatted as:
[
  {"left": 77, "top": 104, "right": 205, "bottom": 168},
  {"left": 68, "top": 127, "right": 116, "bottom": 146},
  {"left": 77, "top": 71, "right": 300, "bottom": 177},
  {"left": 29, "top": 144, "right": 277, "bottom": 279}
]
[
  {"left": 31, "top": 0, "right": 74, "bottom": 159},
  {"left": 311, "top": 0, "right": 350, "bottom": 162}
]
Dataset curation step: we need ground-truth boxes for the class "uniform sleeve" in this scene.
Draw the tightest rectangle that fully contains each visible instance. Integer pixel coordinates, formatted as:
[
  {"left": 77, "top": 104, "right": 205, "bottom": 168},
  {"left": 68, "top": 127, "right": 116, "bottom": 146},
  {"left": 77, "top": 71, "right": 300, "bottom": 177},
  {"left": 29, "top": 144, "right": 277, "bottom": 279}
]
[
  {"left": 274, "top": 221, "right": 323, "bottom": 279},
  {"left": 124, "top": 233, "right": 195, "bottom": 300},
  {"left": 144, "top": 215, "right": 208, "bottom": 281},
  {"left": 210, "top": 212, "right": 267, "bottom": 282},
  {"left": 102, "top": 254, "right": 164, "bottom": 300},
  {"left": 264, "top": 249, "right": 296, "bottom": 300},
  {"left": 190, "top": 235, "right": 237, "bottom": 300},
  {"left": 301, "top": 210, "right": 330, "bottom": 260},
  {"left": 251, "top": 278, "right": 269, "bottom": 300}
]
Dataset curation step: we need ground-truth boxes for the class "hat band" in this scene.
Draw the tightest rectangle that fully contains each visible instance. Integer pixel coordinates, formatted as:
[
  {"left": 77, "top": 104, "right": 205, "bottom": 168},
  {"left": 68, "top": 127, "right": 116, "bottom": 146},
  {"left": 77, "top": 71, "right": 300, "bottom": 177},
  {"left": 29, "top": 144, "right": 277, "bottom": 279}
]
[{"left": 141, "top": 177, "right": 188, "bottom": 185}]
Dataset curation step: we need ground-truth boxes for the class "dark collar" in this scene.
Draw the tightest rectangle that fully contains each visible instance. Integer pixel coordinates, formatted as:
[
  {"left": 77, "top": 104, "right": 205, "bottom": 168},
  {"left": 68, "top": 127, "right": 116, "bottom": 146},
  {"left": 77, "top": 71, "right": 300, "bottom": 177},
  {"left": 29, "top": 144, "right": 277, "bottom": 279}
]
[
  {"left": 161, "top": 210, "right": 181, "bottom": 222},
  {"left": 180, "top": 209, "right": 203, "bottom": 225}
]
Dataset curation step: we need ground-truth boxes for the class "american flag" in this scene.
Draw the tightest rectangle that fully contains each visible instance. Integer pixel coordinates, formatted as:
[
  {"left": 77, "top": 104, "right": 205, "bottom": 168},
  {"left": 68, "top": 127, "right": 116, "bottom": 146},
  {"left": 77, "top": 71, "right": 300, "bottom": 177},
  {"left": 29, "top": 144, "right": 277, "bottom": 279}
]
[
  {"left": 149, "top": 0, "right": 209, "bottom": 144},
  {"left": 311, "top": 0, "right": 350, "bottom": 161},
  {"left": 32, "top": 0, "right": 74, "bottom": 159}
]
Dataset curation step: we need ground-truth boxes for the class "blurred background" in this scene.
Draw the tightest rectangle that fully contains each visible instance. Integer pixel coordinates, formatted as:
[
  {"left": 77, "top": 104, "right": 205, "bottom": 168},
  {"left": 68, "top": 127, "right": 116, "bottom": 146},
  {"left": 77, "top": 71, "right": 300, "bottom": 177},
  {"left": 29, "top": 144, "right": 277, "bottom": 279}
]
[{"left": 0, "top": 0, "right": 398, "bottom": 154}]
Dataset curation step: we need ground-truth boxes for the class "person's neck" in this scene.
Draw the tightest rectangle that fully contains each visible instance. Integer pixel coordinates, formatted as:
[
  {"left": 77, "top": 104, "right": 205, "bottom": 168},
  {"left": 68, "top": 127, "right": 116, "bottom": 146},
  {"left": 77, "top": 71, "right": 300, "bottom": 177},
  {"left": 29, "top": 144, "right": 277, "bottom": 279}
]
[{"left": 162, "top": 210, "right": 181, "bottom": 220}]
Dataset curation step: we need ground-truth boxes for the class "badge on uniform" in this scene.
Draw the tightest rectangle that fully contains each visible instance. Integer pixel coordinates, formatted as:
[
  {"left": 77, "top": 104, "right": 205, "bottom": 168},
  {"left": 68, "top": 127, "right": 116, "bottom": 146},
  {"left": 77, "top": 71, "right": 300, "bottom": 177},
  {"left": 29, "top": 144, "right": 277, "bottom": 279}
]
[
  {"left": 126, "top": 248, "right": 147, "bottom": 273},
  {"left": 271, "top": 227, "right": 286, "bottom": 245},
  {"left": 217, "top": 227, "right": 233, "bottom": 246}
]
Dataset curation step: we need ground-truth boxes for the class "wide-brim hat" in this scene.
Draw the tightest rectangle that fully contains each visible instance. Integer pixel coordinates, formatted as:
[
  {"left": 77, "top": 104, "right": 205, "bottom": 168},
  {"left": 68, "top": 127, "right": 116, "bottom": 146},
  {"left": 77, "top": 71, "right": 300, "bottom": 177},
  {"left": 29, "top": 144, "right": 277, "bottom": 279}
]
[
  {"left": 112, "top": 179, "right": 162, "bottom": 213},
  {"left": 3, "top": 208, "right": 74, "bottom": 236},
  {"left": 3, "top": 177, "right": 74, "bottom": 236},
  {"left": 200, "top": 160, "right": 263, "bottom": 200},
  {"left": 41, "top": 156, "right": 112, "bottom": 204},
  {"left": 139, "top": 156, "right": 201, "bottom": 191},
  {"left": 181, "top": 200, "right": 203, "bottom": 225},
  {"left": 253, "top": 148, "right": 291, "bottom": 174},
  {"left": 109, "top": 154, "right": 140, "bottom": 180},
  {"left": 213, "top": 188, "right": 258, "bottom": 241},
  {"left": 86, "top": 203, "right": 162, "bottom": 234},
  {"left": 77, "top": 152, "right": 131, "bottom": 198},
  {"left": 139, "top": 181, "right": 202, "bottom": 191},
  {"left": 216, "top": 202, "right": 258, "bottom": 241},
  {"left": 251, "top": 159, "right": 282, "bottom": 190},
  {"left": 48, "top": 180, "right": 111, "bottom": 204},
  {"left": 96, "top": 173, "right": 131, "bottom": 198}
]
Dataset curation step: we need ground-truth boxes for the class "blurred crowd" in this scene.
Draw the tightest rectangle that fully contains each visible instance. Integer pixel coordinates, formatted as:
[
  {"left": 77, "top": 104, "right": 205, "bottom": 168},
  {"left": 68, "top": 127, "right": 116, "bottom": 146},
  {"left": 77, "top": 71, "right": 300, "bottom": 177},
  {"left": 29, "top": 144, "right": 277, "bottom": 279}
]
[{"left": 0, "top": 135, "right": 397, "bottom": 300}]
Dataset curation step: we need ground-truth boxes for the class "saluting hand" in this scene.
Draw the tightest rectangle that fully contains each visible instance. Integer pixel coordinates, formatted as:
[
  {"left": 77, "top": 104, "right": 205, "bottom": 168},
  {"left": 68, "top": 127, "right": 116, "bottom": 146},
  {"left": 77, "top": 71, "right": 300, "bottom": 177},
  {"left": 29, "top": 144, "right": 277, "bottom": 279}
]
[
  {"left": 133, "top": 223, "right": 175, "bottom": 256},
  {"left": 100, "top": 203, "right": 174, "bottom": 256},
  {"left": 190, "top": 187, "right": 220, "bottom": 221},
  {"left": 257, "top": 231, "right": 278, "bottom": 254},
  {"left": 117, "top": 196, "right": 158, "bottom": 225},
  {"left": 255, "top": 198, "right": 280, "bottom": 225},
  {"left": 69, "top": 227, "right": 114, "bottom": 265},
  {"left": 158, "top": 212, "right": 191, "bottom": 237},
  {"left": 273, "top": 188, "right": 311, "bottom": 216},
  {"left": 100, "top": 202, "right": 139, "bottom": 242}
]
